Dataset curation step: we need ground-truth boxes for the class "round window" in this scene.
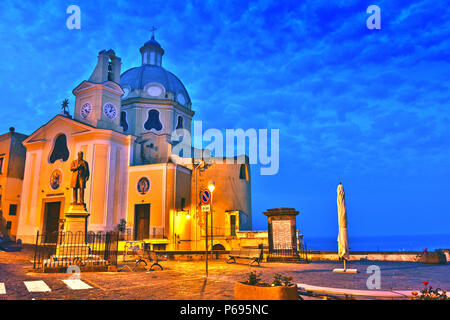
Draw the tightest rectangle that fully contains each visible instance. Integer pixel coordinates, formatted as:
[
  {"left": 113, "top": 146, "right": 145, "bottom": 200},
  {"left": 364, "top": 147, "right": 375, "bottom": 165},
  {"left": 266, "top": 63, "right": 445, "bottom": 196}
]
[{"left": 147, "top": 85, "right": 163, "bottom": 97}]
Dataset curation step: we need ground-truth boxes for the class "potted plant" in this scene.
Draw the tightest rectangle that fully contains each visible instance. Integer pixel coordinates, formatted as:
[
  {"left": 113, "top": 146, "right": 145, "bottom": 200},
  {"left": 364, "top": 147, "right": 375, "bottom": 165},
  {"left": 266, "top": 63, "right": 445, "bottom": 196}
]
[
  {"left": 411, "top": 281, "right": 449, "bottom": 300},
  {"left": 234, "top": 271, "right": 299, "bottom": 300},
  {"left": 116, "top": 219, "right": 127, "bottom": 240},
  {"left": 419, "top": 248, "right": 447, "bottom": 265}
]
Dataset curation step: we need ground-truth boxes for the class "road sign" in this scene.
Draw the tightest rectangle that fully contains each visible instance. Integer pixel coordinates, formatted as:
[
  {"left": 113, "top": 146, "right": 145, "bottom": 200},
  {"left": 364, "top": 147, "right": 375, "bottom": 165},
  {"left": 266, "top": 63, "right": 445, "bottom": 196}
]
[
  {"left": 200, "top": 189, "right": 211, "bottom": 205},
  {"left": 201, "top": 204, "right": 210, "bottom": 212}
]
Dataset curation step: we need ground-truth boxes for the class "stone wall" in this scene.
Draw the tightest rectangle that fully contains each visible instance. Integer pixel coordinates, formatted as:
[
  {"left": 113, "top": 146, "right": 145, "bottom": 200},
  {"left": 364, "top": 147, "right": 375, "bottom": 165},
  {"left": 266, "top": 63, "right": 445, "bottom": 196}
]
[{"left": 307, "top": 251, "right": 442, "bottom": 262}]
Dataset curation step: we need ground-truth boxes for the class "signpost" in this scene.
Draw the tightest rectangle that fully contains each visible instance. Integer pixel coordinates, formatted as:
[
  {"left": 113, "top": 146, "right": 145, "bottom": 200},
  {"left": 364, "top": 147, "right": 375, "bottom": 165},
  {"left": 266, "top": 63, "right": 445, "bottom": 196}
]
[{"left": 200, "top": 189, "right": 211, "bottom": 277}]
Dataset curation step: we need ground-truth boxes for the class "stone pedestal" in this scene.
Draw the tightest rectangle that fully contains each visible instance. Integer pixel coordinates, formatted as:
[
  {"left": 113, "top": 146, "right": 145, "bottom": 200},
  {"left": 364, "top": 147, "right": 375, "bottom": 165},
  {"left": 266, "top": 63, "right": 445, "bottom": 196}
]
[
  {"left": 55, "top": 203, "right": 91, "bottom": 257},
  {"left": 64, "top": 203, "right": 89, "bottom": 235}
]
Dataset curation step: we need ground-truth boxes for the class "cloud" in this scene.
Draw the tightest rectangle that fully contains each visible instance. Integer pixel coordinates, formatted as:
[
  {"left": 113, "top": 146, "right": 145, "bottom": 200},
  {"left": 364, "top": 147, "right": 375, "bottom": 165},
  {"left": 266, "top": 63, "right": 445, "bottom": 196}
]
[{"left": 1, "top": 0, "right": 450, "bottom": 236}]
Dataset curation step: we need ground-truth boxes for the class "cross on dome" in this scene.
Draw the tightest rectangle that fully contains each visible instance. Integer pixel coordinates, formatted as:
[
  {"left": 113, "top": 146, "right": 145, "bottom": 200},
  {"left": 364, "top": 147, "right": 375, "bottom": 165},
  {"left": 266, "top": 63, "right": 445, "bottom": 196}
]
[{"left": 150, "top": 26, "right": 158, "bottom": 39}]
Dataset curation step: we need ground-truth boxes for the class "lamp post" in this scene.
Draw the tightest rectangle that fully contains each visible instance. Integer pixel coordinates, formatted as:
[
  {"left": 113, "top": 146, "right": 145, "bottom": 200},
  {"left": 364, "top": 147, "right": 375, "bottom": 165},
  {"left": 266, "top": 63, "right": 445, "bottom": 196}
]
[
  {"left": 208, "top": 180, "right": 215, "bottom": 259},
  {"left": 205, "top": 196, "right": 208, "bottom": 277}
]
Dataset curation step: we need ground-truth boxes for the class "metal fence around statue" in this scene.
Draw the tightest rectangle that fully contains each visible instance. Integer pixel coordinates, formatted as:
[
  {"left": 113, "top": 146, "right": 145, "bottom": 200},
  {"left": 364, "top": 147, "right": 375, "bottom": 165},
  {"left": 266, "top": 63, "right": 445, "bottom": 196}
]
[{"left": 33, "top": 230, "right": 119, "bottom": 270}]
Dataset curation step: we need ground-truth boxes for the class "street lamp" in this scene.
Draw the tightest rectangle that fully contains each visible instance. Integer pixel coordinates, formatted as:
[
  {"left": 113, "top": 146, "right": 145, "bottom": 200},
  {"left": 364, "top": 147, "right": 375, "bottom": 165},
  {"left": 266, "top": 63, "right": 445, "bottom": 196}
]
[
  {"left": 207, "top": 180, "right": 215, "bottom": 259},
  {"left": 207, "top": 180, "right": 215, "bottom": 193}
]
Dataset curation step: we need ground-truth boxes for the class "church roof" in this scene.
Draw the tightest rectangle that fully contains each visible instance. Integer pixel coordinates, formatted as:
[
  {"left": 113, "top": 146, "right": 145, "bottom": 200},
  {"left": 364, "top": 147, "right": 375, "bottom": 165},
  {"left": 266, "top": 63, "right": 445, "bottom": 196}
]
[
  {"left": 23, "top": 114, "right": 135, "bottom": 146},
  {"left": 143, "top": 36, "right": 162, "bottom": 48}
]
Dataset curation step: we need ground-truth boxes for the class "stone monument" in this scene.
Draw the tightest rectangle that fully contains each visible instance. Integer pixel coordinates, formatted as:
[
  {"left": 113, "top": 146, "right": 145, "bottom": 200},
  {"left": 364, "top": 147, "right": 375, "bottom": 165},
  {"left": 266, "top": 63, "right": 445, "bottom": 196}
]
[
  {"left": 64, "top": 151, "right": 90, "bottom": 235},
  {"left": 56, "top": 151, "right": 91, "bottom": 257},
  {"left": 264, "top": 208, "right": 302, "bottom": 262}
]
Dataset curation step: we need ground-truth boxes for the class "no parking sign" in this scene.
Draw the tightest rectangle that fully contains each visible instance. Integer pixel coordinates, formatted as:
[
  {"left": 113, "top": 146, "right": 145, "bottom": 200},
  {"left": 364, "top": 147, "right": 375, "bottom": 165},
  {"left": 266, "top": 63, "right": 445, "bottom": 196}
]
[
  {"left": 200, "top": 189, "right": 211, "bottom": 212},
  {"left": 200, "top": 189, "right": 211, "bottom": 205}
]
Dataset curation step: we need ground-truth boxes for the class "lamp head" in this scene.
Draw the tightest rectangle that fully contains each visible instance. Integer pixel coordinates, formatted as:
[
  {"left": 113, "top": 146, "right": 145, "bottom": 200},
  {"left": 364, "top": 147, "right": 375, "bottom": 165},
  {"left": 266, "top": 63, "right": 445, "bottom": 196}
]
[{"left": 207, "top": 180, "right": 215, "bottom": 193}]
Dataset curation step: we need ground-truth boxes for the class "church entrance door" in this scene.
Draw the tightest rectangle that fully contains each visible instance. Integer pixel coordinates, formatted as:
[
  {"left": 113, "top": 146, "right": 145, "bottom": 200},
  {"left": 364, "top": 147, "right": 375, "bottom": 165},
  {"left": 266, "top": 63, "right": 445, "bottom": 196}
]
[
  {"left": 134, "top": 204, "right": 150, "bottom": 240},
  {"left": 43, "top": 201, "right": 61, "bottom": 243}
]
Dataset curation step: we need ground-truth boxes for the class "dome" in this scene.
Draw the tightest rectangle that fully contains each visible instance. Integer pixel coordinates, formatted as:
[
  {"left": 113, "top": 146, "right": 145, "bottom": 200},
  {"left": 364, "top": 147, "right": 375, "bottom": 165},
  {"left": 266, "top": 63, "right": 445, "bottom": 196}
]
[
  {"left": 143, "top": 37, "right": 161, "bottom": 48},
  {"left": 120, "top": 34, "right": 191, "bottom": 109},
  {"left": 120, "top": 65, "right": 191, "bottom": 108}
]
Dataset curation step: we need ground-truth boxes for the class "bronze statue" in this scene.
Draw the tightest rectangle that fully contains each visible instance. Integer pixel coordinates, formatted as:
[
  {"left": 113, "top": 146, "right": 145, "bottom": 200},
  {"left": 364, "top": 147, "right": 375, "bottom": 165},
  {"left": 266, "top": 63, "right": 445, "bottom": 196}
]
[{"left": 70, "top": 151, "right": 90, "bottom": 204}]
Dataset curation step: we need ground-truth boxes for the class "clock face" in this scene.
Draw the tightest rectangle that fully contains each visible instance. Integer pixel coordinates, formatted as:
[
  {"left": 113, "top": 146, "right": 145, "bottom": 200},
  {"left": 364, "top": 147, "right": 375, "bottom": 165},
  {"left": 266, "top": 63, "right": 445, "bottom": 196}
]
[
  {"left": 80, "top": 103, "right": 92, "bottom": 119},
  {"left": 103, "top": 103, "right": 118, "bottom": 120}
]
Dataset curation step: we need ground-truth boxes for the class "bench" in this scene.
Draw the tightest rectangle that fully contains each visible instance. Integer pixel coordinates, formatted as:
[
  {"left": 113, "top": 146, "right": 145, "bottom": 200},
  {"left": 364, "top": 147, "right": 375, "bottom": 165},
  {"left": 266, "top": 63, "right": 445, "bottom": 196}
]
[
  {"left": 297, "top": 283, "right": 417, "bottom": 300},
  {"left": 227, "top": 248, "right": 263, "bottom": 266}
]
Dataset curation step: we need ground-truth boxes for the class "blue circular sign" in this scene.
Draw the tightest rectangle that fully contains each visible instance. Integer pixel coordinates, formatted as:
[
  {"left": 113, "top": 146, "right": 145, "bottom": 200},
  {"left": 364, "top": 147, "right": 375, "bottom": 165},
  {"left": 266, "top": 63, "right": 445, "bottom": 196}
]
[{"left": 201, "top": 189, "right": 211, "bottom": 204}]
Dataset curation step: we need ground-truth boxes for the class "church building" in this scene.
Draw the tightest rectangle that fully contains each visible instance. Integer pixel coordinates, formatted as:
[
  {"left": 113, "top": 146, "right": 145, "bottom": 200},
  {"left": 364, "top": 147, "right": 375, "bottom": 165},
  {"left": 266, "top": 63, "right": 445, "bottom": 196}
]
[{"left": 15, "top": 34, "right": 252, "bottom": 251}]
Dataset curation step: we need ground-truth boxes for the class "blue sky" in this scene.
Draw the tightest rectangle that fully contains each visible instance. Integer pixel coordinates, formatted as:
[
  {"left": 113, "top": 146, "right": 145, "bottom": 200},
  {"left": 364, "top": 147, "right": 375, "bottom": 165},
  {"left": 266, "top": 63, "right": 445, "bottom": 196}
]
[{"left": 1, "top": 0, "right": 450, "bottom": 240}]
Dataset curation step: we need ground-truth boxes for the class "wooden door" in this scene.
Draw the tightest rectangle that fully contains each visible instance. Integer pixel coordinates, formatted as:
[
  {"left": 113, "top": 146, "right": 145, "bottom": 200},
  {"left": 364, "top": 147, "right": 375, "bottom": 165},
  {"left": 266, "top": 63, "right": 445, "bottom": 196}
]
[
  {"left": 43, "top": 202, "right": 61, "bottom": 243},
  {"left": 134, "top": 204, "right": 150, "bottom": 240}
]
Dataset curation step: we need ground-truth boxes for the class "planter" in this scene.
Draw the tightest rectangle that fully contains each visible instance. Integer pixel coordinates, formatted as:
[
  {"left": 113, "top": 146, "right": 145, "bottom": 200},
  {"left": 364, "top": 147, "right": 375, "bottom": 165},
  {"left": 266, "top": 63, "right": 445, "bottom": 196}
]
[
  {"left": 234, "top": 282, "right": 298, "bottom": 300},
  {"left": 420, "top": 251, "right": 447, "bottom": 265}
]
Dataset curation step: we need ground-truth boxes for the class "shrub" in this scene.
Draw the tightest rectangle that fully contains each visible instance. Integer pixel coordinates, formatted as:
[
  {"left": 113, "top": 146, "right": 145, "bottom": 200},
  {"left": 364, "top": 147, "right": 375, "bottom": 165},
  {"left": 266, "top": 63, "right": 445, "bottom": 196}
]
[
  {"left": 116, "top": 219, "right": 126, "bottom": 233},
  {"left": 272, "top": 273, "right": 293, "bottom": 287},
  {"left": 245, "top": 271, "right": 263, "bottom": 286},
  {"left": 412, "top": 281, "right": 448, "bottom": 300}
]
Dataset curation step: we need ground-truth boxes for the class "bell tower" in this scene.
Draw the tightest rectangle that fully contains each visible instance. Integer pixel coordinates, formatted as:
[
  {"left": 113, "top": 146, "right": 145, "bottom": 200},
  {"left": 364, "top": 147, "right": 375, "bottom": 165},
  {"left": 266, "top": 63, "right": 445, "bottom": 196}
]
[{"left": 72, "top": 49, "right": 124, "bottom": 132}]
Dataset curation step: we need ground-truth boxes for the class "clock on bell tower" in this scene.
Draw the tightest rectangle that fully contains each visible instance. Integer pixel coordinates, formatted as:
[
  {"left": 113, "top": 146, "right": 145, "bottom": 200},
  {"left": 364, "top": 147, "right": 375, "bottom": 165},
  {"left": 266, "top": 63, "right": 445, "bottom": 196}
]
[{"left": 72, "top": 49, "right": 124, "bottom": 132}]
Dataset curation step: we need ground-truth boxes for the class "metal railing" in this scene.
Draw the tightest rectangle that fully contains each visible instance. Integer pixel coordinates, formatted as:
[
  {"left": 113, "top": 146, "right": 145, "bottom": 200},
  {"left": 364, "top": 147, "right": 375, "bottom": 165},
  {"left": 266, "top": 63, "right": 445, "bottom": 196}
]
[
  {"left": 33, "top": 230, "right": 119, "bottom": 269},
  {"left": 119, "top": 227, "right": 166, "bottom": 241},
  {"left": 200, "top": 226, "right": 236, "bottom": 237},
  {"left": 268, "top": 243, "right": 309, "bottom": 263}
]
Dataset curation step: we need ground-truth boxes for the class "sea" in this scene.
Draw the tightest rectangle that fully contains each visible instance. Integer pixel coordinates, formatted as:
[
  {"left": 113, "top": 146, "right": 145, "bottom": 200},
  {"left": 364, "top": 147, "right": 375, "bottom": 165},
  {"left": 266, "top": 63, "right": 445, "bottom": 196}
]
[{"left": 303, "top": 234, "right": 450, "bottom": 252}]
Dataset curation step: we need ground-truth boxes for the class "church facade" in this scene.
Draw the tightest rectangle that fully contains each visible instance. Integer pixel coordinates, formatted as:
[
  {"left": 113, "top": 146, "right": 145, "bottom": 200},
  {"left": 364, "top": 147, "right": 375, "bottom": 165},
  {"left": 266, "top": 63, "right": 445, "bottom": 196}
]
[{"left": 15, "top": 35, "right": 252, "bottom": 251}]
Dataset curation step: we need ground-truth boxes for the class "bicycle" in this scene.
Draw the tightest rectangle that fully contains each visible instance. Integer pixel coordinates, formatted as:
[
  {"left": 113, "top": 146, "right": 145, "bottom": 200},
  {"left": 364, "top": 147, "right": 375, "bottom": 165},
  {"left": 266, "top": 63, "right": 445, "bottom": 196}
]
[{"left": 120, "top": 241, "right": 163, "bottom": 272}]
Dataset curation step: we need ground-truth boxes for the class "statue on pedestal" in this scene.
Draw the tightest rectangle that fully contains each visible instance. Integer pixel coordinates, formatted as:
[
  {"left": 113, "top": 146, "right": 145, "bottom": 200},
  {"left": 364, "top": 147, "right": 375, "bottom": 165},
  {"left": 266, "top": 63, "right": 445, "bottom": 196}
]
[{"left": 70, "top": 151, "right": 90, "bottom": 205}]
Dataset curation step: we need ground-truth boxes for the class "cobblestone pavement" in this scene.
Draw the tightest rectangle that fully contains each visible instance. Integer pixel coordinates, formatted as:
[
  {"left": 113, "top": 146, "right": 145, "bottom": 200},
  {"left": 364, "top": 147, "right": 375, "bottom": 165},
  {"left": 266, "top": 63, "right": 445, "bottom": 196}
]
[{"left": 1, "top": 245, "right": 450, "bottom": 300}]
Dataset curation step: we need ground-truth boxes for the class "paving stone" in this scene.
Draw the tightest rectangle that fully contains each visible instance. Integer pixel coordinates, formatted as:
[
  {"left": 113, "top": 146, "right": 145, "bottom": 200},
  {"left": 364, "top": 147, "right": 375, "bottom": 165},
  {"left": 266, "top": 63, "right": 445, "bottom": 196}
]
[{"left": 1, "top": 246, "right": 449, "bottom": 299}]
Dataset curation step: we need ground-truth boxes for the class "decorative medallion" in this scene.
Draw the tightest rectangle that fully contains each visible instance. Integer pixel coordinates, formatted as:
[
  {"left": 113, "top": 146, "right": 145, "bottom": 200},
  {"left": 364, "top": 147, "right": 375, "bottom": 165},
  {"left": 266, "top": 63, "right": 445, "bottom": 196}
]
[
  {"left": 50, "top": 169, "right": 62, "bottom": 190},
  {"left": 137, "top": 177, "right": 150, "bottom": 195}
]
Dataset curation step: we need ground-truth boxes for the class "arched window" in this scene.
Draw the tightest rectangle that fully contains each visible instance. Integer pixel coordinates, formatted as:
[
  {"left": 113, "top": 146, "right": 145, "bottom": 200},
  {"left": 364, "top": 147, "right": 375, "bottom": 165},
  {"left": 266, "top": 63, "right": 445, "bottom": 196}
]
[
  {"left": 120, "top": 111, "right": 129, "bottom": 131},
  {"left": 107, "top": 57, "right": 113, "bottom": 81},
  {"left": 176, "top": 116, "right": 183, "bottom": 129},
  {"left": 144, "top": 109, "right": 163, "bottom": 131},
  {"left": 239, "top": 164, "right": 248, "bottom": 180},
  {"left": 49, "top": 134, "right": 70, "bottom": 163},
  {"left": 213, "top": 244, "right": 226, "bottom": 251}
]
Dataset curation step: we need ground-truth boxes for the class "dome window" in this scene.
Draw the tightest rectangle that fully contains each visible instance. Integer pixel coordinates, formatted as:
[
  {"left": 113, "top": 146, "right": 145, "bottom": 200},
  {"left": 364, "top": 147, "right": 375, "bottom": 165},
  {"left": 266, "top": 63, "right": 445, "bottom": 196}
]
[
  {"left": 120, "top": 111, "right": 129, "bottom": 132},
  {"left": 144, "top": 109, "right": 163, "bottom": 131},
  {"left": 177, "top": 93, "right": 186, "bottom": 105},
  {"left": 176, "top": 116, "right": 184, "bottom": 129},
  {"left": 49, "top": 134, "right": 70, "bottom": 163},
  {"left": 122, "top": 86, "right": 130, "bottom": 99}
]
